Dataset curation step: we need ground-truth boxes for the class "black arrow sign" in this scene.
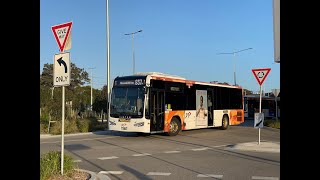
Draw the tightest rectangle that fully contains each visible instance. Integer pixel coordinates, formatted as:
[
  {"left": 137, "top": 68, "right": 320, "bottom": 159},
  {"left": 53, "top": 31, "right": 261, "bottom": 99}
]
[
  {"left": 255, "top": 120, "right": 263, "bottom": 127},
  {"left": 57, "top": 57, "right": 68, "bottom": 73}
]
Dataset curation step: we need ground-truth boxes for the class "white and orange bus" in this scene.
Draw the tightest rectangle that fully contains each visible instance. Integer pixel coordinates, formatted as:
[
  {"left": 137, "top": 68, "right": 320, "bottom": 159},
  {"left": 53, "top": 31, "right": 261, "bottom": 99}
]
[{"left": 108, "top": 72, "right": 244, "bottom": 136}]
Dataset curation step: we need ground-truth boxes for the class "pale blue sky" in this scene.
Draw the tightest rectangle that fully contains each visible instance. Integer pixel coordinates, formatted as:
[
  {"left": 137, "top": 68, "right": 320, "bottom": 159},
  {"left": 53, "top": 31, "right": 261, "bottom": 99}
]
[{"left": 40, "top": 0, "right": 280, "bottom": 93}]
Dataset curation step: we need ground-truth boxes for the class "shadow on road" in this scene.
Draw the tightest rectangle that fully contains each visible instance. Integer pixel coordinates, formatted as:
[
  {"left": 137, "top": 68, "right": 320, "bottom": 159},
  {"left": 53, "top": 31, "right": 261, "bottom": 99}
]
[{"left": 119, "top": 164, "right": 153, "bottom": 180}]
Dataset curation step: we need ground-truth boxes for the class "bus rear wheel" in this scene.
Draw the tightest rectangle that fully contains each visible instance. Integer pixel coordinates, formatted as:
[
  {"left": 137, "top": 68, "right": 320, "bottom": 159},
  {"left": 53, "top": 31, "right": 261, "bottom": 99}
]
[
  {"left": 166, "top": 117, "right": 181, "bottom": 136},
  {"left": 220, "top": 115, "right": 229, "bottom": 130}
]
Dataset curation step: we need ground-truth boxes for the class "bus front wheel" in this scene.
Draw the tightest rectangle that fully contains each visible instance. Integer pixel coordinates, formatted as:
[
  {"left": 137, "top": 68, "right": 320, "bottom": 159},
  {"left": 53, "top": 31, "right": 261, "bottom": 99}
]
[
  {"left": 220, "top": 115, "right": 229, "bottom": 130},
  {"left": 166, "top": 117, "right": 181, "bottom": 136}
]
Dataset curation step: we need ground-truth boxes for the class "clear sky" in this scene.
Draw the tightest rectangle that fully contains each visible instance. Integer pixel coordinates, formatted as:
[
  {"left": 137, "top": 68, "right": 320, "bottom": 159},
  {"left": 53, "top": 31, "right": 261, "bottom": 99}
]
[{"left": 40, "top": 0, "right": 280, "bottom": 93}]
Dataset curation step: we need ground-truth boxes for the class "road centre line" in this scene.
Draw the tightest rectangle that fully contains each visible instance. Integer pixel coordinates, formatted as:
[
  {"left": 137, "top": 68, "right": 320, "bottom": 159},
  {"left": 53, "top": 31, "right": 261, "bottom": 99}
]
[
  {"left": 191, "top": 147, "right": 211, "bottom": 151},
  {"left": 98, "top": 156, "right": 118, "bottom": 160},
  {"left": 132, "top": 153, "right": 151, "bottom": 156},
  {"left": 252, "top": 176, "right": 279, "bottom": 180},
  {"left": 99, "top": 171, "right": 123, "bottom": 175},
  {"left": 164, "top": 150, "right": 181, "bottom": 153},
  {"left": 197, "top": 174, "right": 223, "bottom": 178},
  {"left": 147, "top": 172, "right": 171, "bottom": 176}
]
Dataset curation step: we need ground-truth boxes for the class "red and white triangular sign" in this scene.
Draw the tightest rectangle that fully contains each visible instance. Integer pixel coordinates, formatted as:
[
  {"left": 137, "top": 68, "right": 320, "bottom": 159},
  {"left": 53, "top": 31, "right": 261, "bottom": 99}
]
[
  {"left": 51, "top": 22, "right": 73, "bottom": 52},
  {"left": 252, "top": 68, "right": 271, "bottom": 85}
]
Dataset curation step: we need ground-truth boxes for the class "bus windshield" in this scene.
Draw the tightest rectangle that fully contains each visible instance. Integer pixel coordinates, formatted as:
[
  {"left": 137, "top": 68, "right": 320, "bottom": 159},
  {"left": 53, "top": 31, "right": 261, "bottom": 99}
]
[{"left": 110, "top": 86, "right": 145, "bottom": 118}]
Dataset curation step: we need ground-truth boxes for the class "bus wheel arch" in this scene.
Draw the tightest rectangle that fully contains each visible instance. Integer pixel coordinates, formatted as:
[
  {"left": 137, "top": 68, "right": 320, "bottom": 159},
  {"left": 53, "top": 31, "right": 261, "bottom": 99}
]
[
  {"left": 220, "top": 114, "right": 229, "bottom": 130},
  {"left": 166, "top": 116, "right": 181, "bottom": 136}
]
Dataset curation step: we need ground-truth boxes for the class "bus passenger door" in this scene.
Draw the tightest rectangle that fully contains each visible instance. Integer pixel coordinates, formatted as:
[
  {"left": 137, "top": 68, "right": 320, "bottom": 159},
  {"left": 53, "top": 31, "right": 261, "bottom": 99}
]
[
  {"left": 150, "top": 90, "right": 165, "bottom": 131},
  {"left": 207, "top": 89, "right": 214, "bottom": 126}
]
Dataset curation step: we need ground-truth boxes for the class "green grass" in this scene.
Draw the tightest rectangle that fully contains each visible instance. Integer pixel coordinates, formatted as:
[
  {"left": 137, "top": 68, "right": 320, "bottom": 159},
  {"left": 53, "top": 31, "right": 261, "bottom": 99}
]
[
  {"left": 264, "top": 119, "right": 280, "bottom": 129},
  {"left": 40, "top": 151, "right": 75, "bottom": 180}
]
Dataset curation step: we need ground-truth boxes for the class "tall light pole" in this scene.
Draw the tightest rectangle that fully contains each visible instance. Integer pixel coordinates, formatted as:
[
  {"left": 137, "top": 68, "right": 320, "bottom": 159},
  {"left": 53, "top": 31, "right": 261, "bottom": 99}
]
[
  {"left": 217, "top": 48, "right": 253, "bottom": 86},
  {"left": 106, "top": 0, "right": 110, "bottom": 123},
  {"left": 125, "top": 29, "right": 143, "bottom": 75},
  {"left": 88, "top": 67, "right": 96, "bottom": 111}
]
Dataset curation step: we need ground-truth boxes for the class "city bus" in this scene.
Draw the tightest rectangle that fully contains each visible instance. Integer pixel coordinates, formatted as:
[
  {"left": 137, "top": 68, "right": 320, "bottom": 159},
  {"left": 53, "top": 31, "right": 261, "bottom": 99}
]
[
  {"left": 244, "top": 95, "right": 280, "bottom": 119},
  {"left": 108, "top": 72, "right": 244, "bottom": 136}
]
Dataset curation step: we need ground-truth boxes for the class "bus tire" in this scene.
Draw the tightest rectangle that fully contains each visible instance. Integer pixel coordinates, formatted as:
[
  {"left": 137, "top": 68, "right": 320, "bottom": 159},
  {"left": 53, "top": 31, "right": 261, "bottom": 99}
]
[
  {"left": 136, "top": 132, "right": 150, "bottom": 136},
  {"left": 220, "top": 115, "right": 229, "bottom": 130},
  {"left": 166, "top": 117, "right": 181, "bottom": 136}
]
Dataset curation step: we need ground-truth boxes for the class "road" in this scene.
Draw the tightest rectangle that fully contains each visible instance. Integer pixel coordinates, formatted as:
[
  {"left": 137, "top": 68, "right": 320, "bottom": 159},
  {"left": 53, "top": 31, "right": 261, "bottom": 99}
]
[{"left": 40, "top": 120, "right": 280, "bottom": 180}]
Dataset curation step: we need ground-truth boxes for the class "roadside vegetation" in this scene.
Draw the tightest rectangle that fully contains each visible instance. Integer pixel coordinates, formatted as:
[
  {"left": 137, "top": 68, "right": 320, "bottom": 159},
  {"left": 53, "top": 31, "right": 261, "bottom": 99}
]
[
  {"left": 40, "top": 151, "right": 89, "bottom": 180},
  {"left": 40, "top": 62, "right": 108, "bottom": 135},
  {"left": 264, "top": 119, "right": 280, "bottom": 129}
]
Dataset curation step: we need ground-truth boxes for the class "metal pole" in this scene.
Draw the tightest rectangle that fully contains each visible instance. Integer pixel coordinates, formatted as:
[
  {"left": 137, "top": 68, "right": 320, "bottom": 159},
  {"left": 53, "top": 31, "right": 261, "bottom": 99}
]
[
  {"left": 233, "top": 52, "right": 236, "bottom": 85},
  {"left": 216, "top": 48, "right": 252, "bottom": 86},
  {"left": 275, "top": 97, "right": 278, "bottom": 120},
  {"left": 51, "top": 87, "right": 54, "bottom": 99},
  {"left": 61, "top": 86, "right": 65, "bottom": 175},
  {"left": 258, "top": 85, "right": 262, "bottom": 145},
  {"left": 107, "top": 0, "right": 111, "bottom": 124},
  {"left": 132, "top": 33, "right": 135, "bottom": 75},
  {"left": 91, "top": 68, "right": 93, "bottom": 111}
]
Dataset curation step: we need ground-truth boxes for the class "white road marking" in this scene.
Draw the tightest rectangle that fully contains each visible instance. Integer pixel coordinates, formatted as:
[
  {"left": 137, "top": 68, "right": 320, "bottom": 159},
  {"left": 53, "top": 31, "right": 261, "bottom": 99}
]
[
  {"left": 191, "top": 147, "right": 211, "bottom": 151},
  {"left": 132, "top": 153, "right": 151, "bottom": 157},
  {"left": 40, "top": 136, "right": 117, "bottom": 144},
  {"left": 252, "top": 176, "right": 279, "bottom": 180},
  {"left": 97, "top": 173, "right": 112, "bottom": 180},
  {"left": 197, "top": 174, "right": 223, "bottom": 178},
  {"left": 99, "top": 171, "right": 123, "bottom": 175},
  {"left": 98, "top": 156, "right": 118, "bottom": 160},
  {"left": 147, "top": 172, "right": 171, "bottom": 176},
  {"left": 164, "top": 150, "right": 181, "bottom": 153},
  {"left": 73, "top": 160, "right": 82, "bottom": 162}
]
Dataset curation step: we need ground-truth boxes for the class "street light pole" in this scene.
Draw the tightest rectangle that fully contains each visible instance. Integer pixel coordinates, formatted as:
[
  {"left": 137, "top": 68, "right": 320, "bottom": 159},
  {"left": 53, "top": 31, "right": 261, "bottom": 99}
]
[
  {"left": 88, "top": 67, "right": 96, "bottom": 111},
  {"left": 106, "top": 0, "right": 110, "bottom": 124},
  {"left": 217, "top": 48, "right": 253, "bottom": 86},
  {"left": 125, "top": 30, "right": 143, "bottom": 75}
]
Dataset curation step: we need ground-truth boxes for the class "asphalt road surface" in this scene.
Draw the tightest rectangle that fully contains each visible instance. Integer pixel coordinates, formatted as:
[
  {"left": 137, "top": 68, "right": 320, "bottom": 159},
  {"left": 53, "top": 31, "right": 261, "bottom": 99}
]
[{"left": 40, "top": 120, "right": 280, "bottom": 180}]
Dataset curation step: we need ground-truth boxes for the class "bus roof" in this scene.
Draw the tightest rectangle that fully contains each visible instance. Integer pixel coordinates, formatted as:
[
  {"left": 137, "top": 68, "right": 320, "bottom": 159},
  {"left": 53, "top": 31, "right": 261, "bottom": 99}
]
[
  {"left": 134, "top": 72, "right": 186, "bottom": 80},
  {"left": 133, "top": 72, "right": 242, "bottom": 89}
]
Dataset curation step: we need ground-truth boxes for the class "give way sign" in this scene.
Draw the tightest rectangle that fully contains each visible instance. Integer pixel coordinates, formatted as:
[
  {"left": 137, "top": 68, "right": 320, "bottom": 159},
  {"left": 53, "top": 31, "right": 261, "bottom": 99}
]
[
  {"left": 252, "top": 68, "right": 271, "bottom": 85},
  {"left": 51, "top": 22, "right": 73, "bottom": 52}
]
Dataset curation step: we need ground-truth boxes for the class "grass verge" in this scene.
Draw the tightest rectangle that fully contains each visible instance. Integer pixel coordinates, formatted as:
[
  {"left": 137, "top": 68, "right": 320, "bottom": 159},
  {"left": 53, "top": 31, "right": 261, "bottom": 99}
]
[
  {"left": 264, "top": 119, "right": 280, "bottom": 129},
  {"left": 40, "top": 151, "right": 75, "bottom": 180}
]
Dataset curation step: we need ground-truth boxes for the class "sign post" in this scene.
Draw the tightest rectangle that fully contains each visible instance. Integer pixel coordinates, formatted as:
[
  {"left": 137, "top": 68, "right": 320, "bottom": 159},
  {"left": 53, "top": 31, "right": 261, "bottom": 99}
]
[
  {"left": 272, "top": 89, "right": 280, "bottom": 120},
  {"left": 52, "top": 22, "right": 72, "bottom": 175},
  {"left": 252, "top": 68, "right": 271, "bottom": 145}
]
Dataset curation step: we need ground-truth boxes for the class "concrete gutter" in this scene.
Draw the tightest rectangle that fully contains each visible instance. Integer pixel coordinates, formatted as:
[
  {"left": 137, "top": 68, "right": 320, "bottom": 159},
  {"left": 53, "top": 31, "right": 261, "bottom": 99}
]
[
  {"left": 40, "top": 130, "right": 110, "bottom": 139},
  {"left": 76, "top": 169, "right": 112, "bottom": 180}
]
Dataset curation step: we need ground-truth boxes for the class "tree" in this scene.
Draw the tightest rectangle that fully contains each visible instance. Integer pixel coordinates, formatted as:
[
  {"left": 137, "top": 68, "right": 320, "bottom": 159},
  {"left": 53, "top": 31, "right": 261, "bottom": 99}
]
[
  {"left": 40, "top": 62, "right": 91, "bottom": 120},
  {"left": 92, "top": 85, "right": 108, "bottom": 113}
]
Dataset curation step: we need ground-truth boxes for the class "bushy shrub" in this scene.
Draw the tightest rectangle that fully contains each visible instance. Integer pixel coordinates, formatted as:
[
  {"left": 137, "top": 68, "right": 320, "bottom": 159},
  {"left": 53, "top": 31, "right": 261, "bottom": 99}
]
[
  {"left": 264, "top": 119, "right": 280, "bottom": 129},
  {"left": 77, "top": 119, "right": 90, "bottom": 132},
  {"left": 48, "top": 116, "right": 106, "bottom": 135},
  {"left": 50, "top": 120, "right": 79, "bottom": 135},
  {"left": 40, "top": 123, "right": 48, "bottom": 134}
]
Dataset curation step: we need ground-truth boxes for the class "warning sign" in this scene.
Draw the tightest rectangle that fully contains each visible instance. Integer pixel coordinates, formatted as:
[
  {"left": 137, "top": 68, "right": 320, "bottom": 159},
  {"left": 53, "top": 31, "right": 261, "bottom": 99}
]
[
  {"left": 51, "top": 22, "right": 73, "bottom": 52},
  {"left": 252, "top": 68, "right": 271, "bottom": 86}
]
